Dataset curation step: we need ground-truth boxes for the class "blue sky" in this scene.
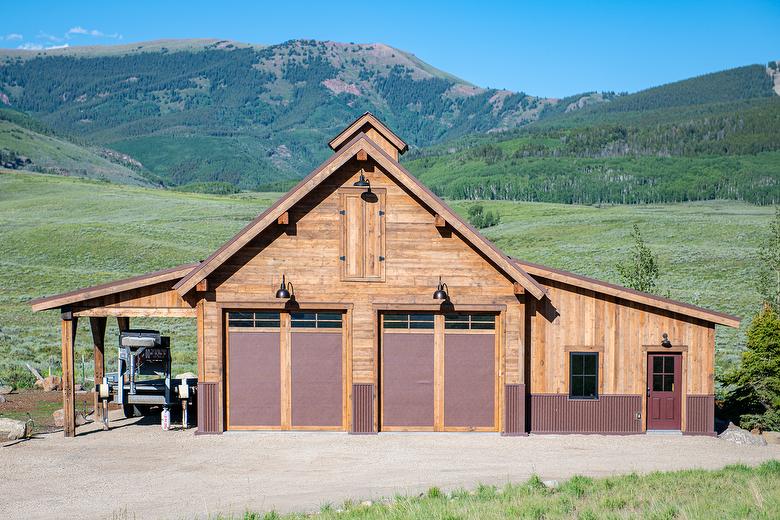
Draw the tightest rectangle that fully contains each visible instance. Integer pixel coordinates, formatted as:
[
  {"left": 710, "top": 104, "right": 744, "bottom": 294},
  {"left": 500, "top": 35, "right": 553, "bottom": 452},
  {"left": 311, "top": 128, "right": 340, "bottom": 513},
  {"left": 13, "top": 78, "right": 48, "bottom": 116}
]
[{"left": 2, "top": 0, "right": 778, "bottom": 97}]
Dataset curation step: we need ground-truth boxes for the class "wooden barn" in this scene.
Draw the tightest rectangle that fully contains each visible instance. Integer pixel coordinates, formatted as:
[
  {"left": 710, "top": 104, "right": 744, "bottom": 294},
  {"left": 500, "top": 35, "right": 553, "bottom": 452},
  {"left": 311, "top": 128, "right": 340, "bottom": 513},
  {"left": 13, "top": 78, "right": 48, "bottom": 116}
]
[{"left": 31, "top": 113, "right": 740, "bottom": 437}]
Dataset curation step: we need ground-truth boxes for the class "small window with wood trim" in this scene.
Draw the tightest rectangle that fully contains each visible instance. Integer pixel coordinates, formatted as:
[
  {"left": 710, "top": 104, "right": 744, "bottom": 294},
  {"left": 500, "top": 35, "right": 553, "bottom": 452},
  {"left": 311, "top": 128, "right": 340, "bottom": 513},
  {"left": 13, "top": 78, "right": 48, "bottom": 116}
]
[
  {"left": 569, "top": 352, "right": 598, "bottom": 400},
  {"left": 291, "top": 312, "right": 343, "bottom": 329},
  {"left": 227, "top": 311, "right": 281, "bottom": 328},
  {"left": 444, "top": 313, "right": 495, "bottom": 330},
  {"left": 383, "top": 313, "right": 435, "bottom": 330},
  {"left": 340, "top": 187, "right": 385, "bottom": 281}
]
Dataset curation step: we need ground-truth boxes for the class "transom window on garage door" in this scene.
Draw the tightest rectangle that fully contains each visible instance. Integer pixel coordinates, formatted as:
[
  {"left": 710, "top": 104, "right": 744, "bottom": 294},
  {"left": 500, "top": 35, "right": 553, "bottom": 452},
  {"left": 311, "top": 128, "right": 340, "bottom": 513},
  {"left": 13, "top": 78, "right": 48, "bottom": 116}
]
[
  {"left": 227, "top": 311, "right": 281, "bottom": 328},
  {"left": 444, "top": 313, "right": 495, "bottom": 330},
  {"left": 383, "top": 313, "right": 435, "bottom": 329},
  {"left": 291, "top": 312, "right": 343, "bottom": 329}
]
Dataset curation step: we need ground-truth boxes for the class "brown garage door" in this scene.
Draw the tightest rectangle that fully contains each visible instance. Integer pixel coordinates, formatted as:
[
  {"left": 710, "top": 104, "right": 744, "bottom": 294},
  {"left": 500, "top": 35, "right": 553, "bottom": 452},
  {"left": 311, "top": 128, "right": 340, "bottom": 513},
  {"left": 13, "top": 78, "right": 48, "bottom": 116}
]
[
  {"left": 380, "top": 313, "right": 497, "bottom": 432},
  {"left": 227, "top": 310, "right": 344, "bottom": 430},
  {"left": 227, "top": 312, "right": 281, "bottom": 428},
  {"left": 443, "top": 314, "right": 496, "bottom": 430},
  {"left": 290, "top": 312, "right": 344, "bottom": 429},
  {"left": 381, "top": 313, "right": 435, "bottom": 430}
]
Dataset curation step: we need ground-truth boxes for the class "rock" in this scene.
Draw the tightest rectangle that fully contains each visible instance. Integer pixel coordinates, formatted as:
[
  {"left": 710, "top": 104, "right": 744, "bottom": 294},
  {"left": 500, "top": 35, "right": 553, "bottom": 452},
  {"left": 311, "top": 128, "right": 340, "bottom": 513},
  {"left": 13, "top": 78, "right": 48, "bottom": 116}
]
[
  {"left": 42, "top": 375, "right": 61, "bottom": 392},
  {"left": 0, "top": 385, "right": 13, "bottom": 395},
  {"left": 0, "top": 418, "right": 31, "bottom": 440},
  {"left": 543, "top": 480, "right": 560, "bottom": 488},
  {"left": 34, "top": 379, "right": 44, "bottom": 389},
  {"left": 53, "top": 408, "right": 64, "bottom": 427},
  {"left": 719, "top": 422, "right": 767, "bottom": 446},
  {"left": 74, "top": 384, "right": 83, "bottom": 392},
  {"left": 53, "top": 408, "right": 86, "bottom": 428},
  {"left": 0, "top": 394, "right": 6, "bottom": 404},
  {"left": 761, "top": 431, "right": 780, "bottom": 445},
  {"left": 360, "top": 500, "right": 373, "bottom": 507}
]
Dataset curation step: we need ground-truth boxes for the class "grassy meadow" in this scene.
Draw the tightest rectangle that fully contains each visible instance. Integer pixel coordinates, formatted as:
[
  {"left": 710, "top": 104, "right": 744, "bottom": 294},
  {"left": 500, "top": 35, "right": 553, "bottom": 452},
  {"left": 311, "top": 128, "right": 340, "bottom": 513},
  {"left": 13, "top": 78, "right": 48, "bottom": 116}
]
[
  {"left": 232, "top": 462, "right": 780, "bottom": 519},
  {"left": 0, "top": 171, "right": 774, "bottom": 382}
]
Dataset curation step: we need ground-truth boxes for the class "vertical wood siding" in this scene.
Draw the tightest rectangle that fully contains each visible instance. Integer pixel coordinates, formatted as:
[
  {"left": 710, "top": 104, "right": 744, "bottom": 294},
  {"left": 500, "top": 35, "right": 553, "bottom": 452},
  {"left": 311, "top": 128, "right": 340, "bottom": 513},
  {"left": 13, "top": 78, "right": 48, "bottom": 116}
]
[
  {"left": 686, "top": 395, "right": 715, "bottom": 435},
  {"left": 197, "top": 382, "right": 221, "bottom": 434},
  {"left": 530, "top": 394, "right": 643, "bottom": 434},
  {"left": 351, "top": 383, "right": 375, "bottom": 434},
  {"left": 529, "top": 279, "right": 716, "bottom": 396},
  {"left": 503, "top": 384, "right": 526, "bottom": 435}
]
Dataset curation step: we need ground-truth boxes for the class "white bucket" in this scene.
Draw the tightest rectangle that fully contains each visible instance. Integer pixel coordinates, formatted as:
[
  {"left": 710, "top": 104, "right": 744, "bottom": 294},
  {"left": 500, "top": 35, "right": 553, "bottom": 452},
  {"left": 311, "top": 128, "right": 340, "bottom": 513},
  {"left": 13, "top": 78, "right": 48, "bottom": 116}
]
[{"left": 161, "top": 408, "right": 171, "bottom": 430}]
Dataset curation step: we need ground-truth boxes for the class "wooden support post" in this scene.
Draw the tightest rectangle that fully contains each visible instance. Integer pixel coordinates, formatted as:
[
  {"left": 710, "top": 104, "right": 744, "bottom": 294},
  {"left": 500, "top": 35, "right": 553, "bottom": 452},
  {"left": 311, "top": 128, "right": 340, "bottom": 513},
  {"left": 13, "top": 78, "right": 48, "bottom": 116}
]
[
  {"left": 116, "top": 316, "right": 129, "bottom": 332},
  {"left": 61, "top": 317, "right": 78, "bottom": 437},
  {"left": 513, "top": 282, "right": 525, "bottom": 295},
  {"left": 277, "top": 212, "right": 289, "bottom": 226},
  {"left": 356, "top": 149, "right": 368, "bottom": 161},
  {"left": 195, "top": 279, "right": 209, "bottom": 292},
  {"left": 90, "top": 317, "right": 107, "bottom": 423},
  {"left": 434, "top": 214, "right": 446, "bottom": 228}
]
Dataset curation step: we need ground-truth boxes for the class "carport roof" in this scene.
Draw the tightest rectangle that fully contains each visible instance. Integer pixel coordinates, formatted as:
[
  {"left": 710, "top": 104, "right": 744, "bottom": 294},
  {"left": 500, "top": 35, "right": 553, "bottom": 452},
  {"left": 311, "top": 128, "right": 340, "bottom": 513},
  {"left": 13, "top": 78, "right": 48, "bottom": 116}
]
[{"left": 29, "top": 262, "right": 199, "bottom": 312}]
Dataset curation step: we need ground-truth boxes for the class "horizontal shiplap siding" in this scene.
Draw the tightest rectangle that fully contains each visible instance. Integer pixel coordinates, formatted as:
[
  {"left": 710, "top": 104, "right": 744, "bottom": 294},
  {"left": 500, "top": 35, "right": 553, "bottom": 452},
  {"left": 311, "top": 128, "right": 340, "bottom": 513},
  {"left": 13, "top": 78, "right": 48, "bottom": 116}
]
[
  {"left": 530, "top": 394, "right": 642, "bottom": 434},
  {"left": 686, "top": 395, "right": 715, "bottom": 435}
]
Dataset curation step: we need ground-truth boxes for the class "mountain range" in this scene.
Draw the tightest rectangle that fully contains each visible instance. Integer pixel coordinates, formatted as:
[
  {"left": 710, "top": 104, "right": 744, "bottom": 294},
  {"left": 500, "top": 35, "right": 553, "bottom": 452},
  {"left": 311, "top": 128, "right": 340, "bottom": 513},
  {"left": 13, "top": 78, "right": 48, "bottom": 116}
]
[{"left": 0, "top": 39, "right": 777, "bottom": 203}]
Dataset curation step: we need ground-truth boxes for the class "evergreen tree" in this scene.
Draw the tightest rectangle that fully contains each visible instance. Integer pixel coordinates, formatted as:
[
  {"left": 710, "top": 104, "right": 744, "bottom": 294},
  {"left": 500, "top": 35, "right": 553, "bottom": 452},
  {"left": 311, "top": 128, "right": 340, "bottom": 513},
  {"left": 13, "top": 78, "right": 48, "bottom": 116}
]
[
  {"left": 616, "top": 224, "right": 659, "bottom": 293},
  {"left": 722, "top": 305, "right": 780, "bottom": 431}
]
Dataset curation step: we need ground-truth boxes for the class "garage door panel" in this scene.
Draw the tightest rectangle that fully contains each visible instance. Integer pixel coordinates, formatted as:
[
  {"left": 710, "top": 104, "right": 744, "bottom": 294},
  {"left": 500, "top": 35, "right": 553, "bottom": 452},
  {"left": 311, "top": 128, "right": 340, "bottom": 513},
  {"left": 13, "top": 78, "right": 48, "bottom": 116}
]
[
  {"left": 382, "top": 333, "right": 434, "bottom": 427},
  {"left": 228, "top": 332, "right": 281, "bottom": 427},
  {"left": 291, "top": 332, "right": 343, "bottom": 427},
  {"left": 444, "top": 333, "right": 495, "bottom": 428}
]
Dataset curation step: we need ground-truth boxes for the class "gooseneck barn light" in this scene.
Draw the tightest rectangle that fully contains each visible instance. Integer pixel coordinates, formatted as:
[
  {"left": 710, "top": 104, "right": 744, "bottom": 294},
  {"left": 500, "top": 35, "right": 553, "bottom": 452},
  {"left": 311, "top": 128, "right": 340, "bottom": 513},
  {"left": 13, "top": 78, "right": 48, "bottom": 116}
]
[
  {"left": 433, "top": 276, "right": 449, "bottom": 301},
  {"left": 661, "top": 332, "right": 672, "bottom": 348},
  {"left": 353, "top": 171, "right": 370, "bottom": 188},
  {"left": 275, "top": 274, "right": 294, "bottom": 299}
]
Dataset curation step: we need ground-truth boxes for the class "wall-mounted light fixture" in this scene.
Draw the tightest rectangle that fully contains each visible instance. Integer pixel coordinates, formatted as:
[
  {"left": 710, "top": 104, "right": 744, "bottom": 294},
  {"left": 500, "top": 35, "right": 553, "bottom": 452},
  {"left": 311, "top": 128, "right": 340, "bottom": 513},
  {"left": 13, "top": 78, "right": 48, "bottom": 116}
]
[
  {"left": 275, "top": 274, "right": 294, "bottom": 299},
  {"left": 433, "top": 276, "right": 449, "bottom": 301},
  {"left": 353, "top": 171, "right": 370, "bottom": 189},
  {"left": 661, "top": 332, "right": 672, "bottom": 348}
]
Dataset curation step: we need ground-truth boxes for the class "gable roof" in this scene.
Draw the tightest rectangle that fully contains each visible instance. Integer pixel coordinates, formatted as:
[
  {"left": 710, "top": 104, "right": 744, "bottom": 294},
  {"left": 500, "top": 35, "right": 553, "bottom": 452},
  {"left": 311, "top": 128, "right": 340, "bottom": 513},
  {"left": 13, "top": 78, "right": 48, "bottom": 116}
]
[
  {"left": 328, "top": 112, "right": 408, "bottom": 155},
  {"left": 30, "top": 262, "right": 198, "bottom": 312},
  {"left": 174, "top": 132, "right": 547, "bottom": 299},
  {"left": 511, "top": 258, "right": 740, "bottom": 328}
]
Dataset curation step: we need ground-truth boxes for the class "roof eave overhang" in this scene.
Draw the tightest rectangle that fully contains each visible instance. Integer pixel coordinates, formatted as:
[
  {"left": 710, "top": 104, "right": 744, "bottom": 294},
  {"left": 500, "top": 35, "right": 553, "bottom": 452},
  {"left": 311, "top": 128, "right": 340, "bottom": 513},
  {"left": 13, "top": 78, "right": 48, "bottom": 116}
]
[
  {"left": 30, "top": 263, "right": 199, "bottom": 312},
  {"left": 512, "top": 258, "right": 741, "bottom": 328},
  {"left": 328, "top": 112, "right": 409, "bottom": 154}
]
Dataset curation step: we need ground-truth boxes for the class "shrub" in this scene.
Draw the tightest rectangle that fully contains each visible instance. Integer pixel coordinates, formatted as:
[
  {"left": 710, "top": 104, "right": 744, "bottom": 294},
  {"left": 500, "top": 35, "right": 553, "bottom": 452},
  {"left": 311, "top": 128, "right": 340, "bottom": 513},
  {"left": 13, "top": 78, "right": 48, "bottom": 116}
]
[
  {"left": 467, "top": 203, "right": 501, "bottom": 229},
  {"left": 0, "top": 364, "right": 36, "bottom": 389}
]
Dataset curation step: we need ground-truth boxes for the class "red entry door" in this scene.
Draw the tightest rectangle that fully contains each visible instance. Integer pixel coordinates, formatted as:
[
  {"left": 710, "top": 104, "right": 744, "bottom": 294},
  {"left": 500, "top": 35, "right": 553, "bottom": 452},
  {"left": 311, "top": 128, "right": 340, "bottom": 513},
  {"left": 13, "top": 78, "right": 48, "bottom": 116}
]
[{"left": 647, "top": 353, "right": 682, "bottom": 430}]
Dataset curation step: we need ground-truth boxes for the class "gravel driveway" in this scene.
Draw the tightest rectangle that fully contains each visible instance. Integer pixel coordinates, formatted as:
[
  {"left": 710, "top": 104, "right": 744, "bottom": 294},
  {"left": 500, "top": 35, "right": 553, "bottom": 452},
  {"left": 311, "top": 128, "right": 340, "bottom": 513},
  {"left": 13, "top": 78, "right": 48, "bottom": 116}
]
[{"left": 3, "top": 412, "right": 779, "bottom": 519}]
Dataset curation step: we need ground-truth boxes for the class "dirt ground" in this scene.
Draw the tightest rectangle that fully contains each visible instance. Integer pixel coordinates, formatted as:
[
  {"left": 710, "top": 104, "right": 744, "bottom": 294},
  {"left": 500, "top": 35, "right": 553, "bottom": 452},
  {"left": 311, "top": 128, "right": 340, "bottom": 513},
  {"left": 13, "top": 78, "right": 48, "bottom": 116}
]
[
  {"left": 0, "top": 389, "right": 118, "bottom": 439},
  {"left": 2, "top": 411, "right": 779, "bottom": 520}
]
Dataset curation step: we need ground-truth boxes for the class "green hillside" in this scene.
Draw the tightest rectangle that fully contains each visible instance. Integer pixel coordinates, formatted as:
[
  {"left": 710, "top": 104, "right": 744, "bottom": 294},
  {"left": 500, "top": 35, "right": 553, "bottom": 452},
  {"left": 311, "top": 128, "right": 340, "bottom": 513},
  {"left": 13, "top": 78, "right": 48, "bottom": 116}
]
[
  {"left": 537, "top": 64, "right": 776, "bottom": 125},
  {"left": 0, "top": 39, "right": 553, "bottom": 189},
  {"left": 0, "top": 108, "right": 154, "bottom": 185},
  {"left": 0, "top": 172, "right": 772, "bottom": 380},
  {"left": 405, "top": 73, "right": 780, "bottom": 205}
]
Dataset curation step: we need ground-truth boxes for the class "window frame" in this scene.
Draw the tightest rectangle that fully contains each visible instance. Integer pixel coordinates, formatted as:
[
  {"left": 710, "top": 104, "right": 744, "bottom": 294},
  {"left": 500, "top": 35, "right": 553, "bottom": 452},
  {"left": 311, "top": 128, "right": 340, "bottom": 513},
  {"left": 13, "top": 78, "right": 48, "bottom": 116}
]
[
  {"left": 290, "top": 311, "right": 343, "bottom": 330},
  {"left": 568, "top": 351, "right": 600, "bottom": 400}
]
